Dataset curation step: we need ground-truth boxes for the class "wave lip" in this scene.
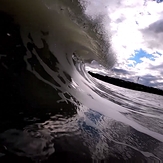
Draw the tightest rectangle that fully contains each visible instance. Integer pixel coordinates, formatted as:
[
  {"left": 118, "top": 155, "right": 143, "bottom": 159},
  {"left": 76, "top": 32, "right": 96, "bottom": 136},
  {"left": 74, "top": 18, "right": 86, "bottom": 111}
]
[{"left": 0, "top": 0, "right": 116, "bottom": 69}]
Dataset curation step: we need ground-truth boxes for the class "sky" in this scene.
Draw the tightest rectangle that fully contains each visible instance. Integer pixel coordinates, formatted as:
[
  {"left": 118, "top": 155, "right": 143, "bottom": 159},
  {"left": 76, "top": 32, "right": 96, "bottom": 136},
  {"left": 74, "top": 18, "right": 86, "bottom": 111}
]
[{"left": 83, "top": 0, "right": 163, "bottom": 90}]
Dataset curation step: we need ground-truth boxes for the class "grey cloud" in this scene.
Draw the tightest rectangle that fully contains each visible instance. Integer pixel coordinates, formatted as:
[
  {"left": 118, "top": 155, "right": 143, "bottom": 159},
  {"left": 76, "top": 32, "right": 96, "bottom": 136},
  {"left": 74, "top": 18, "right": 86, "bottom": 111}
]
[
  {"left": 112, "top": 68, "right": 131, "bottom": 75},
  {"left": 112, "top": 68, "right": 163, "bottom": 89},
  {"left": 140, "top": 18, "right": 163, "bottom": 50},
  {"left": 148, "top": 62, "right": 163, "bottom": 78},
  {"left": 160, "top": 71, "right": 163, "bottom": 75},
  {"left": 149, "top": 62, "right": 163, "bottom": 70},
  {"left": 138, "top": 74, "right": 163, "bottom": 88},
  {"left": 147, "top": 20, "right": 163, "bottom": 33}
]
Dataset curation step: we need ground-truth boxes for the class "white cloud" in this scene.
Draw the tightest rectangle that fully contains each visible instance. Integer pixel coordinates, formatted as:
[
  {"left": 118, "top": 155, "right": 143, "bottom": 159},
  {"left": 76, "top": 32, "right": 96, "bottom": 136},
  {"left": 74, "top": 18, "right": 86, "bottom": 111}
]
[
  {"left": 82, "top": 0, "right": 163, "bottom": 89},
  {"left": 106, "top": 0, "right": 163, "bottom": 89},
  {"left": 109, "top": 0, "right": 163, "bottom": 55}
]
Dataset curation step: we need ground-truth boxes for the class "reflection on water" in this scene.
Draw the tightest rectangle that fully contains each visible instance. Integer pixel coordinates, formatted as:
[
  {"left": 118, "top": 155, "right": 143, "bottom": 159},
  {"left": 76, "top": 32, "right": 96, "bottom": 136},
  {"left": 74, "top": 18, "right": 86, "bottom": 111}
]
[{"left": 0, "top": 1, "right": 163, "bottom": 163}]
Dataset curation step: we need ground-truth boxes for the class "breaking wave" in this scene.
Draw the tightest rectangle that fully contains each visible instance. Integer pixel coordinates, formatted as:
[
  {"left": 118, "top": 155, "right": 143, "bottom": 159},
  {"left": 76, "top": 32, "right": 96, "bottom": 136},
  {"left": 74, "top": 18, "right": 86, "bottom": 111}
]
[{"left": 0, "top": 0, "right": 163, "bottom": 162}]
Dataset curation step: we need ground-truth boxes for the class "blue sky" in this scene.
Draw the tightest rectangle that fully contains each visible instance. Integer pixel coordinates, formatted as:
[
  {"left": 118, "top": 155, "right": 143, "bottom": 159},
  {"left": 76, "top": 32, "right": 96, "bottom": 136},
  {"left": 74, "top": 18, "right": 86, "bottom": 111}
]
[{"left": 128, "top": 49, "right": 162, "bottom": 66}]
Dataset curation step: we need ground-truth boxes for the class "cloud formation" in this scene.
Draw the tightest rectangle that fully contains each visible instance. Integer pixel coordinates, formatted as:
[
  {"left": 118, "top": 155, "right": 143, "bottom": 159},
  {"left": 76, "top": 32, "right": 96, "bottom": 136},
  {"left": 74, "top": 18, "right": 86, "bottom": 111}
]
[
  {"left": 107, "top": 0, "right": 163, "bottom": 89},
  {"left": 83, "top": 0, "right": 163, "bottom": 89}
]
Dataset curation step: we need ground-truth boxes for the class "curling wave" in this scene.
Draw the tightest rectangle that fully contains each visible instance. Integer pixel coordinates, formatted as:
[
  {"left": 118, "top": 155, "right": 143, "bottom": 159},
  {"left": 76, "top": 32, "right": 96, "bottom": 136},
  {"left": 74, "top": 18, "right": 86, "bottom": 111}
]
[
  {"left": 0, "top": 0, "right": 116, "bottom": 69},
  {"left": 0, "top": 0, "right": 163, "bottom": 162}
]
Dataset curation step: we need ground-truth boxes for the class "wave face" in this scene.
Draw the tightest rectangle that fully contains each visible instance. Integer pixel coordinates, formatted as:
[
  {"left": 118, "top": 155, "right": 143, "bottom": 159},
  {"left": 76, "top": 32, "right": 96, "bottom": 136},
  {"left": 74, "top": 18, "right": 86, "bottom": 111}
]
[
  {"left": 0, "top": 0, "right": 115, "bottom": 69},
  {"left": 0, "top": 0, "right": 163, "bottom": 162}
]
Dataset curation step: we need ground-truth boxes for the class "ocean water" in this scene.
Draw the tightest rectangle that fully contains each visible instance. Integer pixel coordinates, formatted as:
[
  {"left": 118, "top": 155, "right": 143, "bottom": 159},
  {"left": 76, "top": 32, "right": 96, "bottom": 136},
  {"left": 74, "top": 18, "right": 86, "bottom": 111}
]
[{"left": 0, "top": 0, "right": 163, "bottom": 162}]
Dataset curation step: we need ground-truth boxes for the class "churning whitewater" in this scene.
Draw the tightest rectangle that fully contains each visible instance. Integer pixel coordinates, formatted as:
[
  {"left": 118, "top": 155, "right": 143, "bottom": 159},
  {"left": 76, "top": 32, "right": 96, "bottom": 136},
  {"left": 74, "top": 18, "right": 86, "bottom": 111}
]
[{"left": 0, "top": 0, "right": 163, "bottom": 162}]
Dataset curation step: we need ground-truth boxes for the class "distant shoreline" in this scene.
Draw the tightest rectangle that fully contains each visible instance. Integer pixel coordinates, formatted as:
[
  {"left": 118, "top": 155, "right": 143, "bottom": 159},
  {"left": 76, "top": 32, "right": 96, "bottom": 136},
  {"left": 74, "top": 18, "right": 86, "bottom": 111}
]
[{"left": 88, "top": 71, "right": 163, "bottom": 96}]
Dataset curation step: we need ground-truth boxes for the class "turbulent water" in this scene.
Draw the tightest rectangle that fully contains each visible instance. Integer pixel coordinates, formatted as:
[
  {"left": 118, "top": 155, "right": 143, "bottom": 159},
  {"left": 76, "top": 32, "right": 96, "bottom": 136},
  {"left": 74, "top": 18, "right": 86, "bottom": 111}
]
[{"left": 0, "top": 0, "right": 163, "bottom": 162}]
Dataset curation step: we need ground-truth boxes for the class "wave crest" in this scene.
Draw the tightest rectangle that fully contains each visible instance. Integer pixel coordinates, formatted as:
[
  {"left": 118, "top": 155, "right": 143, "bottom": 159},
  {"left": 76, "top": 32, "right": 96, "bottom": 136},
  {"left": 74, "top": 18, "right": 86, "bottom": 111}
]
[{"left": 0, "top": 0, "right": 116, "bottom": 69}]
